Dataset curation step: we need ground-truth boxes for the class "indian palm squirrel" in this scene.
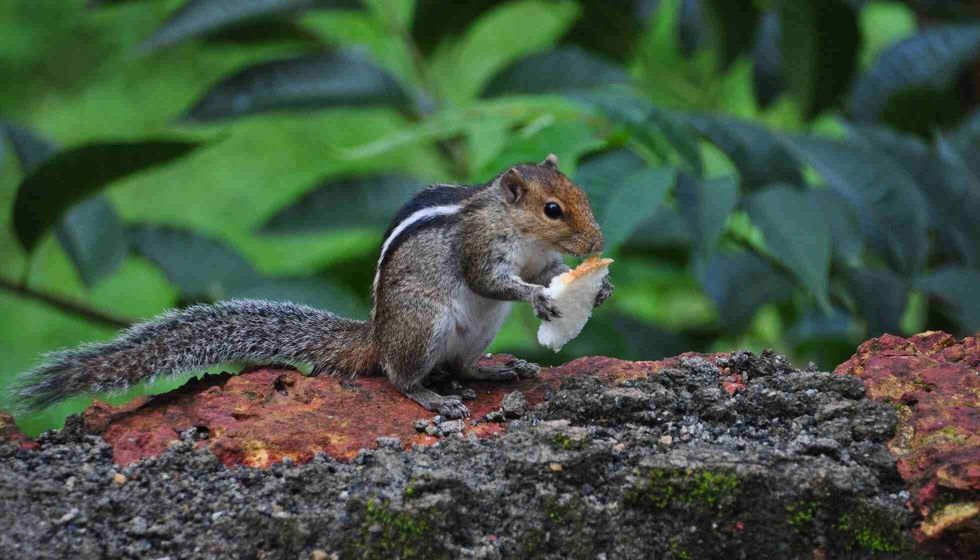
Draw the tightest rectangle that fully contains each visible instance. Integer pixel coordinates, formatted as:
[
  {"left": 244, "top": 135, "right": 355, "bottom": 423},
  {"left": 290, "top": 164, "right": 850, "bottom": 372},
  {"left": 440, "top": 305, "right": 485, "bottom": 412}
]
[{"left": 13, "top": 154, "right": 613, "bottom": 419}]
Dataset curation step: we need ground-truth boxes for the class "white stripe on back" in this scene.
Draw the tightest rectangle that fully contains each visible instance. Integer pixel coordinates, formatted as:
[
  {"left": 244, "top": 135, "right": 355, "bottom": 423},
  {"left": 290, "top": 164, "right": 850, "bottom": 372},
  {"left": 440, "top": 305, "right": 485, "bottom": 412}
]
[{"left": 372, "top": 204, "right": 462, "bottom": 294}]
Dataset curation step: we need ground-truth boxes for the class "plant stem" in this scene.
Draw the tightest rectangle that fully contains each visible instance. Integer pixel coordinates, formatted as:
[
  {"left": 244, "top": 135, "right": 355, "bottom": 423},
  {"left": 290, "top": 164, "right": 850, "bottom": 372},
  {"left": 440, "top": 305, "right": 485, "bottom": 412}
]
[{"left": 0, "top": 276, "right": 132, "bottom": 329}]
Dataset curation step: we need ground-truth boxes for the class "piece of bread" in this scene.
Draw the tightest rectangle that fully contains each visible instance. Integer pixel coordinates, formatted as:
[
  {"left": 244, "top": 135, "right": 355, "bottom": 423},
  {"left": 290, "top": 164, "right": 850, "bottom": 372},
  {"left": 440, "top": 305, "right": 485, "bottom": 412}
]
[{"left": 537, "top": 256, "right": 613, "bottom": 352}]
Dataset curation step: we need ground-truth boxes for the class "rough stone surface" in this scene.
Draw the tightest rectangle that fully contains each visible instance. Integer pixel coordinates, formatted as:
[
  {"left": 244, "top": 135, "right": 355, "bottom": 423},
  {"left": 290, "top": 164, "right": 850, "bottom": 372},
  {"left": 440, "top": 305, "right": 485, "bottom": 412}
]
[
  {"left": 835, "top": 331, "right": 980, "bottom": 557},
  {"left": 0, "top": 350, "right": 923, "bottom": 559},
  {"left": 77, "top": 354, "right": 733, "bottom": 467},
  {"left": 0, "top": 411, "right": 33, "bottom": 449}
]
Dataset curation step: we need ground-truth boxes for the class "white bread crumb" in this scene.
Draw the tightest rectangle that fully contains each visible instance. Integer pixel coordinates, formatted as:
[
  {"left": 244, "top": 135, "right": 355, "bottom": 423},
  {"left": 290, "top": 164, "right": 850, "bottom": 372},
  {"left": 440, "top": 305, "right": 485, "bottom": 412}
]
[{"left": 537, "top": 256, "right": 613, "bottom": 352}]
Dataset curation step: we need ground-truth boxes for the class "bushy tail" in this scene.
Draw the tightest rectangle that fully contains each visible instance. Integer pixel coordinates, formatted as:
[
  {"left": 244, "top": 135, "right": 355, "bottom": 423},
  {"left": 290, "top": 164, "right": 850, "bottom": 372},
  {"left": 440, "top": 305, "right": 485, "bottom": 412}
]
[{"left": 11, "top": 299, "right": 377, "bottom": 412}]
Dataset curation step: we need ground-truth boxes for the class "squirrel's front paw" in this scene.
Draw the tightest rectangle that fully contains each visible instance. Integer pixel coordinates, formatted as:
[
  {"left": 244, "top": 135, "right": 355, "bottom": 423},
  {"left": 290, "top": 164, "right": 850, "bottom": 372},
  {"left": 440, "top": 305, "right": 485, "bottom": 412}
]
[
  {"left": 533, "top": 291, "right": 561, "bottom": 321},
  {"left": 594, "top": 276, "right": 614, "bottom": 307}
]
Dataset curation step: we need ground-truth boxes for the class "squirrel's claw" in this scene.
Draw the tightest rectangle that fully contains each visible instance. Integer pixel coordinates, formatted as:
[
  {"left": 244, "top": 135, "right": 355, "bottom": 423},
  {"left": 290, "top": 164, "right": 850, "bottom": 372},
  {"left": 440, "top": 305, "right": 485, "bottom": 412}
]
[
  {"left": 594, "top": 277, "right": 614, "bottom": 308},
  {"left": 533, "top": 292, "right": 561, "bottom": 321},
  {"left": 436, "top": 397, "right": 470, "bottom": 419}
]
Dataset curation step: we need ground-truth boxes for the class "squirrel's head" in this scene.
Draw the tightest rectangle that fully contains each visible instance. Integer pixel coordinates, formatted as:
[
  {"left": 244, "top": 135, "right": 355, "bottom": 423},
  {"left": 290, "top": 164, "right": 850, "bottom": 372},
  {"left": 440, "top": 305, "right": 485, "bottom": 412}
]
[{"left": 497, "top": 154, "right": 604, "bottom": 256}]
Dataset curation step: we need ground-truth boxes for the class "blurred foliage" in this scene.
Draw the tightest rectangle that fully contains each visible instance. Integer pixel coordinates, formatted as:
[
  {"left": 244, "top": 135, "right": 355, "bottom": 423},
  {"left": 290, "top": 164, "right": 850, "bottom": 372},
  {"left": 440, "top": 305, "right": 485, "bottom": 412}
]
[{"left": 2, "top": 0, "right": 979, "bottom": 434}]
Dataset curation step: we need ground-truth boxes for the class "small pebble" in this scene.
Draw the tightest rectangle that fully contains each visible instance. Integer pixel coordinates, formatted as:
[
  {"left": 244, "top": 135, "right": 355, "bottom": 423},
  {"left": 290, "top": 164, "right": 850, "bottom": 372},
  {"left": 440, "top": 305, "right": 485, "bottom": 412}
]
[
  {"left": 548, "top": 463, "right": 563, "bottom": 472},
  {"left": 424, "top": 424, "right": 442, "bottom": 437},
  {"left": 659, "top": 435, "right": 673, "bottom": 446},
  {"left": 56, "top": 508, "right": 79, "bottom": 525},
  {"left": 113, "top": 473, "right": 127, "bottom": 486},
  {"left": 375, "top": 436, "right": 402, "bottom": 449},
  {"left": 413, "top": 419, "right": 429, "bottom": 432},
  {"left": 485, "top": 410, "right": 505, "bottom": 423},
  {"left": 461, "top": 388, "right": 477, "bottom": 401},
  {"left": 501, "top": 391, "right": 527, "bottom": 418},
  {"left": 439, "top": 420, "right": 465, "bottom": 435},
  {"left": 128, "top": 516, "right": 148, "bottom": 536}
]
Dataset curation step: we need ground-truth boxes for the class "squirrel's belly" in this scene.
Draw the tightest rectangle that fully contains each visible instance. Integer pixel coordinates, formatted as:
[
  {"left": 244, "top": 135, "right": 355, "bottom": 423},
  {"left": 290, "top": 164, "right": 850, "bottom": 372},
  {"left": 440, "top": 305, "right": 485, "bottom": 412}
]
[{"left": 441, "top": 285, "right": 511, "bottom": 364}]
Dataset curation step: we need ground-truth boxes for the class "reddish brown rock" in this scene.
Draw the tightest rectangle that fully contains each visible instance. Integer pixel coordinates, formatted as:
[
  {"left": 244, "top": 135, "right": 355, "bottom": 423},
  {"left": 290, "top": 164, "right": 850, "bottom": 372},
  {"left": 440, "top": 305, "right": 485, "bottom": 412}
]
[
  {"left": 835, "top": 331, "right": 980, "bottom": 555},
  {"left": 0, "top": 411, "right": 34, "bottom": 449},
  {"left": 80, "top": 353, "right": 731, "bottom": 468}
]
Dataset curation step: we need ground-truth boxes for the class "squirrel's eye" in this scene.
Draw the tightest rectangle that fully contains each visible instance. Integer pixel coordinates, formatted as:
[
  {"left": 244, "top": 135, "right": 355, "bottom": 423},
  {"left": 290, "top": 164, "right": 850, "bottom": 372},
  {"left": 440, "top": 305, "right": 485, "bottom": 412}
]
[{"left": 544, "top": 202, "right": 563, "bottom": 219}]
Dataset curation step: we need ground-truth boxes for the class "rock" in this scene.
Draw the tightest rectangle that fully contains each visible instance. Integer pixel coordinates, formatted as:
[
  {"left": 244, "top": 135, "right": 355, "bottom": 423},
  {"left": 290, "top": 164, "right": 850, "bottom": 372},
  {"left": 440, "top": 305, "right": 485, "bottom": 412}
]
[
  {"left": 127, "top": 516, "right": 148, "bottom": 536},
  {"left": 439, "top": 420, "right": 465, "bottom": 435},
  {"left": 73, "top": 354, "right": 732, "bottom": 467},
  {"left": 112, "top": 473, "right": 127, "bottom": 486},
  {"left": 413, "top": 419, "right": 429, "bottom": 432},
  {"left": 501, "top": 390, "right": 528, "bottom": 418},
  {"left": 835, "top": 331, "right": 980, "bottom": 558},
  {"left": 374, "top": 437, "right": 401, "bottom": 450},
  {"left": 0, "top": 411, "right": 33, "bottom": 449},
  {"left": 1, "top": 342, "right": 970, "bottom": 558}
]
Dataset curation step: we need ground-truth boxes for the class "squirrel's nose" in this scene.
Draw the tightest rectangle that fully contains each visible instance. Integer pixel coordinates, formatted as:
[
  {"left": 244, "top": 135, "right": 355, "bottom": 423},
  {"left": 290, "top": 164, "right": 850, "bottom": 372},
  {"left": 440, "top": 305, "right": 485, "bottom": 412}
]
[{"left": 589, "top": 234, "right": 604, "bottom": 254}]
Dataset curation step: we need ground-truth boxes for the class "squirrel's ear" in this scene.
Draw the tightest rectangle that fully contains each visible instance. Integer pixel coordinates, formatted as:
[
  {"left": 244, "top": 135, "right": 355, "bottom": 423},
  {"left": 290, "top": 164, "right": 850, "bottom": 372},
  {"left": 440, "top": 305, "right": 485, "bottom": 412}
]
[
  {"left": 499, "top": 167, "right": 527, "bottom": 203},
  {"left": 542, "top": 153, "right": 560, "bottom": 169}
]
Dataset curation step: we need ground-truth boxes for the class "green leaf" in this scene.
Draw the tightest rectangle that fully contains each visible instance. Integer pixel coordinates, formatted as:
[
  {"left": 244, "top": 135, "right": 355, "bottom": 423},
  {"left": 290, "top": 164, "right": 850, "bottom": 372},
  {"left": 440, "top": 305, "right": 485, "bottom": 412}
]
[
  {"left": 787, "top": 307, "right": 861, "bottom": 345},
  {"left": 678, "top": 0, "right": 706, "bottom": 56},
  {"left": 429, "top": 0, "right": 581, "bottom": 103},
  {"left": 676, "top": 173, "right": 738, "bottom": 259},
  {"left": 12, "top": 140, "right": 202, "bottom": 253},
  {"left": 624, "top": 205, "right": 692, "bottom": 250},
  {"left": 181, "top": 51, "right": 409, "bottom": 122},
  {"left": 481, "top": 120, "right": 605, "bottom": 179},
  {"left": 686, "top": 114, "right": 803, "bottom": 191},
  {"left": 702, "top": 0, "right": 760, "bottom": 69},
  {"left": 136, "top": 0, "right": 356, "bottom": 54},
  {"left": 850, "top": 24, "right": 980, "bottom": 125},
  {"left": 230, "top": 277, "right": 367, "bottom": 318},
  {"left": 951, "top": 109, "right": 980, "bottom": 182},
  {"left": 482, "top": 46, "right": 629, "bottom": 97},
  {"left": 1, "top": 122, "right": 57, "bottom": 172},
  {"left": 411, "top": 0, "right": 499, "bottom": 53},
  {"left": 751, "top": 11, "right": 785, "bottom": 109},
  {"left": 849, "top": 125, "right": 980, "bottom": 267},
  {"left": 56, "top": 196, "right": 128, "bottom": 287},
  {"left": 411, "top": 0, "right": 656, "bottom": 62},
  {"left": 846, "top": 124, "right": 932, "bottom": 185},
  {"left": 259, "top": 174, "right": 423, "bottom": 234},
  {"left": 842, "top": 266, "right": 908, "bottom": 338},
  {"left": 931, "top": 136, "right": 980, "bottom": 267},
  {"left": 780, "top": 0, "right": 860, "bottom": 119},
  {"left": 746, "top": 184, "right": 831, "bottom": 310},
  {"left": 921, "top": 266, "right": 980, "bottom": 332},
  {"left": 701, "top": 251, "right": 795, "bottom": 330},
  {"left": 573, "top": 89, "right": 703, "bottom": 174},
  {"left": 601, "top": 167, "right": 675, "bottom": 253},
  {"left": 564, "top": 0, "right": 659, "bottom": 61},
  {"left": 337, "top": 97, "right": 576, "bottom": 160},
  {"left": 202, "top": 18, "right": 324, "bottom": 47},
  {"left": 574, "top": 148, "right": 647, "bottom": 217},
  {"left": 810, "top": 189, "right": 863, "bottom": 265},
  {"left": 2, "top": 123, "right": 129, "bottom": 286},
  {"left": 782, "top": 134, "right": 929, "bottom": 277},
  {"left": 128, "top": 224, "right": 259, "bottom": 301}
]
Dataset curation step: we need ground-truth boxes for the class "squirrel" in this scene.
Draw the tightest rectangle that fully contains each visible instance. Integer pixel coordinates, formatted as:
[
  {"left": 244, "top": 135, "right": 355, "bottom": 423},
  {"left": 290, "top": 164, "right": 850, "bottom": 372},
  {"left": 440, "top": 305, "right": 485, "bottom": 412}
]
[{"left": 12, "top": 154, "right": 612, "bottom": 419}]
